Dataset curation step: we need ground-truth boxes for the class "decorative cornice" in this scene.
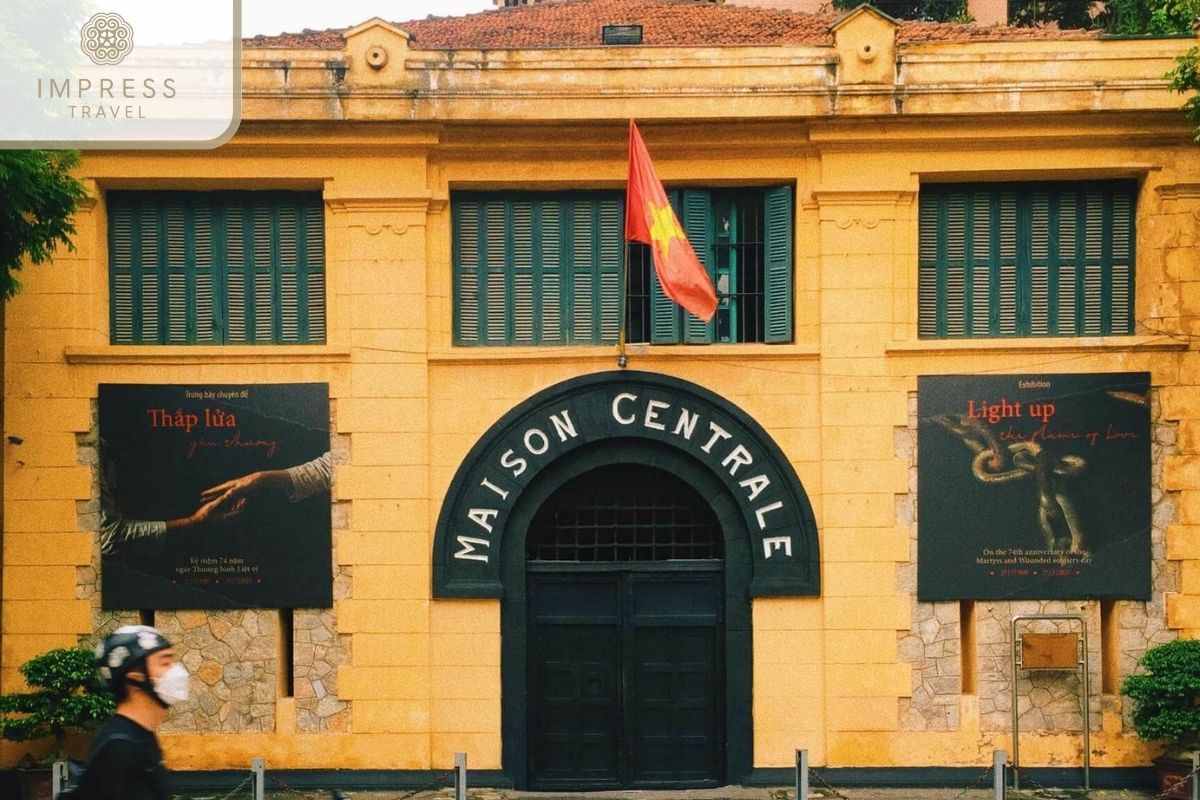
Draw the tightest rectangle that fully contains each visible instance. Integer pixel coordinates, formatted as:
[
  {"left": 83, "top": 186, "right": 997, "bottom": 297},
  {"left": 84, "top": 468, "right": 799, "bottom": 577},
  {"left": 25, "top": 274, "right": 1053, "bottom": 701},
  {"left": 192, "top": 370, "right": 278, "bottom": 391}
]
[
  {"left": 885, "top": 335, "right": 1186, "bottom": 356},
  {"left": 64, "top": 345, "right": 352, "bottom": 365},
  {"left": 811, "top": 188, "right": 917, "bottom": 206},
  {"left": 1156, "top": 183, "right": 1200, "bottom": 201},
  {"left": 326, "top": 196, "right": 435, "bottom": 214}
]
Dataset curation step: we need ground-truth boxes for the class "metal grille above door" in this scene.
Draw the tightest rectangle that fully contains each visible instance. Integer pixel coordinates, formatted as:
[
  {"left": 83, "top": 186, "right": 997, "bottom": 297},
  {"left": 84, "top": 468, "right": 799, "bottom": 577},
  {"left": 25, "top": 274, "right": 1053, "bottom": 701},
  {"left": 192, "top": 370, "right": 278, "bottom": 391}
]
[{"left": 526, "top": 463, "right": 723, "bottom": 562}]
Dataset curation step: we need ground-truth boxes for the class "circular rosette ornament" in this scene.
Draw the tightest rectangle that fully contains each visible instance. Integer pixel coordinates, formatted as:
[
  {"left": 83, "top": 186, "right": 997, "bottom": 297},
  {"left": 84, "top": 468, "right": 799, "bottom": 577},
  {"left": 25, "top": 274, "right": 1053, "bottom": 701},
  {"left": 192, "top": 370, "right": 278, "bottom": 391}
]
[{"left": 80, "top": 12, "right": 134, "bottom": 66}]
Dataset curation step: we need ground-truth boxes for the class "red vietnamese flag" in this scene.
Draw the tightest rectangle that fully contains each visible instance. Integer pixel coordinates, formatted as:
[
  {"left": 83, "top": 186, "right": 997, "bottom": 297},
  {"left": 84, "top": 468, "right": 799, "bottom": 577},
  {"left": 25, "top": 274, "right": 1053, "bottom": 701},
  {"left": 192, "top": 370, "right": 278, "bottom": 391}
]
[{"left": 625, "top": 120, "right": 718, "bottom": 322}]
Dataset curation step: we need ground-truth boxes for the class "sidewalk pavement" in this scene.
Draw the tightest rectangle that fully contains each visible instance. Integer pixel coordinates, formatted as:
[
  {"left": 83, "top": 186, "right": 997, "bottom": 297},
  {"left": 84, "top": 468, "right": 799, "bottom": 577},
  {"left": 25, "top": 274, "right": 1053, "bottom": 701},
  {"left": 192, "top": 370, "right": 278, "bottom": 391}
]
[{"left": 264, "top": 786, "right": 1160, "bottom": 800}]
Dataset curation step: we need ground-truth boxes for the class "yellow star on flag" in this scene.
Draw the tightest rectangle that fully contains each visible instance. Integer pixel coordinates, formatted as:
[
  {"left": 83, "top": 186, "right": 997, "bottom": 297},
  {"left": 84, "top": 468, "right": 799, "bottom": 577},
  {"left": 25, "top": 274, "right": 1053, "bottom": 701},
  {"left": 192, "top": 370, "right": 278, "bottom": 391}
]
[{"left": 648, "top": 201, "right": 687, "bottom": 260}]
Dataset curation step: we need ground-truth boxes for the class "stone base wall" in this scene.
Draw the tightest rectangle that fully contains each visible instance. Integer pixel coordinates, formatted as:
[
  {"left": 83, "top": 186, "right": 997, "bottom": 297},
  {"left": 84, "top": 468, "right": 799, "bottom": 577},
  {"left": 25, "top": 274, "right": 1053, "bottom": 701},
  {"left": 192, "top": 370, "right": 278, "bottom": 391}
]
[{"left": 76, "top": 411, "right": 352, "bottom": 735}]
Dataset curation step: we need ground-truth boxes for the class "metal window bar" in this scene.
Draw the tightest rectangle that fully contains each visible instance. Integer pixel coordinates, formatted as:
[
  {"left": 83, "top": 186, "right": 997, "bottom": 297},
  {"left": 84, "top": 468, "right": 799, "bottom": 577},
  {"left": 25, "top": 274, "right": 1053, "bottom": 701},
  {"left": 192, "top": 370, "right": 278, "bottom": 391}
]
[
  {"left": 719, "top": 240, "right": 766, "bottom": 343},
  {"left": 625, "top": 243, "right": 767, "bottom": 344},
  {"left": 526, "top": 464, "right": 723, "bottom": 562}
]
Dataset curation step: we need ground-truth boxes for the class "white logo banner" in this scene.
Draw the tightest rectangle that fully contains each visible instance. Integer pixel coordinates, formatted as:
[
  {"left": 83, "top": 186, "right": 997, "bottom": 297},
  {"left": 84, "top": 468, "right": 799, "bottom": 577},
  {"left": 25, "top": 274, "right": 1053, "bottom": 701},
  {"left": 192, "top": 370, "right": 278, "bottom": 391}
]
[{"left": 1, "top": 0, "right": 240, "bottom": 148}]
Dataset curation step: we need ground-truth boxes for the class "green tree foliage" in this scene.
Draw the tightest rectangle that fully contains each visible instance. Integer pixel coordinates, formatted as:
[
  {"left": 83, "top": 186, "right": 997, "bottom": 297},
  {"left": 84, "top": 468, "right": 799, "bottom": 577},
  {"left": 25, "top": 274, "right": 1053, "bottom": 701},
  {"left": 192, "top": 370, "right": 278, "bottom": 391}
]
[
  {"left": 832, "top": 0, "right": 1199, "bottom": 30},
  {"left": 0, "top": 647, "right": 115, "bottom": 762},
  {"left": 1008, "top": 0, "right": 1095, "bottom": 27},
  {"left": 1122, "top": 639, "right": 1200, "bottom": 753},
  {"left": 0, "top": 150, "right": 88, "bottom": 299},
  {"left": 1101, "top": 0, "right": 1200, "bottom": 33},
  {"left": 831, "top": 0, "right": 967, "bottom": 20},
  {"left": 1169, "top": 46, "right": 1200, "bottom": 140}
]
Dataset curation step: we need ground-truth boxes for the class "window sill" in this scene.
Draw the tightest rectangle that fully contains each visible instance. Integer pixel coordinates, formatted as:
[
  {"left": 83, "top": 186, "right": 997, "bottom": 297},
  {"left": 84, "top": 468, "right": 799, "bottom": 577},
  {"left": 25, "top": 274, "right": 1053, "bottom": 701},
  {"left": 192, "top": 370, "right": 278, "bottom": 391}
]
[
  {"left": 64, "top": 345, "right": 353, "bottom": 365},
  {"left": 429, "top": 342, "right": 821, "bottom": 365},
  {"left": 885, "top": 335, "right": 1186, "bottom": 356}
]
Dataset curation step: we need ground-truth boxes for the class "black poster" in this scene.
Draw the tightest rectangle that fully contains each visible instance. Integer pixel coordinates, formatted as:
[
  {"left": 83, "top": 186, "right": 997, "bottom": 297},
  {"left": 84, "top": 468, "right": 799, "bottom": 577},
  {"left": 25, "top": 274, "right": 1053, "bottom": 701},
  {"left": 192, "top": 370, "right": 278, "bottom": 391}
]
[
  {"left": 99, "top": 383, "right": 332, "bottom": 610},
  {"left": 918, "top": 373, "right": 1151, "bottom": 601}
]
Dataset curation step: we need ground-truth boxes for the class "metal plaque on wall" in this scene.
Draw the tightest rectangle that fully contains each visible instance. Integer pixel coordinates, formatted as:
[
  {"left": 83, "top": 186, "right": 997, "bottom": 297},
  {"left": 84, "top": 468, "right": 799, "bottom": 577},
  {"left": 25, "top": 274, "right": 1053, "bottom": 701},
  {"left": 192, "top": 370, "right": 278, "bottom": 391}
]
[{"left": 917, "top": 373, "right": 1151, "bottom": 601}]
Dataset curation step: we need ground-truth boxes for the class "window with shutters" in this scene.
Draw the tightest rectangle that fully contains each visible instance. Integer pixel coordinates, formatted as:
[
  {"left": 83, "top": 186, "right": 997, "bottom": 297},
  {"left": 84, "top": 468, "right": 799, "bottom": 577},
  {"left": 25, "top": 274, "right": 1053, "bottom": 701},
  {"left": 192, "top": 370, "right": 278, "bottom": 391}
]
[
  {"left": 108, "top": 191, "right": 326, "bottom": 344},
  {"left": 918, "top": 181, "right": 1135, "bottom": 338},
  {"left": 452, "top": 187, "right": 793, "bottom": 346}
]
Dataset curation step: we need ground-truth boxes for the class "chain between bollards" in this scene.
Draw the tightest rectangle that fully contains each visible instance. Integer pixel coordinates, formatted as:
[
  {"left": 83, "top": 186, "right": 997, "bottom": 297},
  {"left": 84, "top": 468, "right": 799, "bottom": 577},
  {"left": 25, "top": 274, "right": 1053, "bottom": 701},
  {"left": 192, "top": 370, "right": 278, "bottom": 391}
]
[
  {"left": 794, "top": 747, "right": 1007, "bottom": 800},
  {"left": 248, "top": 752, "right": 465, "bottom": 800}
]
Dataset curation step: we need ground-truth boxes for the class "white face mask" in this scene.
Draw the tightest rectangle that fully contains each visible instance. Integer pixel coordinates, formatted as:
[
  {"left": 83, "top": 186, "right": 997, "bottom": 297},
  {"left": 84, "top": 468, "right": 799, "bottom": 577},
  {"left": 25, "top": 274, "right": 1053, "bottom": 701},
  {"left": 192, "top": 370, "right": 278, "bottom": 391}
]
[{"left": 152, "top": 663, "right": 190, "bottom": 706}]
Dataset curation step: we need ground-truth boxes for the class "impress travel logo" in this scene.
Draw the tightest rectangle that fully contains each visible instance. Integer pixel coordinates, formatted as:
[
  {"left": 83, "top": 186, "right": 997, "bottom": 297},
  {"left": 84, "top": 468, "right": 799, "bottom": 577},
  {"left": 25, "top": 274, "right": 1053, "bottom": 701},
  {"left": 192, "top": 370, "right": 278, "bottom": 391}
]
[
  {"left": 2, "top": 1, "right": 240, "bottom": 149},
  {"left": 80, "top": 12, "right": 135, "bottom": 65}
]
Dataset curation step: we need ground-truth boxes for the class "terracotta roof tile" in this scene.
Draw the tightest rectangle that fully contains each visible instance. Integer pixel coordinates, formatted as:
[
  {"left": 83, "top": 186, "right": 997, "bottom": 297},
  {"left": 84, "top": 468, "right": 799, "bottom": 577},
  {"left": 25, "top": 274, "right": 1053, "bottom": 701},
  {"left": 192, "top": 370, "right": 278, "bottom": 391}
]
[
  {"left": 243, "top": 27, "right": 346, "bottom": 49},
  {"left": 242, "top": 0, "right": 1098, "bottom": 50}
]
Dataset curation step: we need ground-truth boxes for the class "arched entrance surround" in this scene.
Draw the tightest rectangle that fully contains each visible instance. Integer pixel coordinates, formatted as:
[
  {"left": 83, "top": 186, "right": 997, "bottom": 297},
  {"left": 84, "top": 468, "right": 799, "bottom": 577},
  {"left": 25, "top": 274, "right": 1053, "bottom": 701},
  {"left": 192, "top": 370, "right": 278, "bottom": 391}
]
[
  {"left": 432, "top": 370, "right": 820, "bottom": 788},
  {"left": 434, "top": 370, "right": 820, "bottom": 598}
]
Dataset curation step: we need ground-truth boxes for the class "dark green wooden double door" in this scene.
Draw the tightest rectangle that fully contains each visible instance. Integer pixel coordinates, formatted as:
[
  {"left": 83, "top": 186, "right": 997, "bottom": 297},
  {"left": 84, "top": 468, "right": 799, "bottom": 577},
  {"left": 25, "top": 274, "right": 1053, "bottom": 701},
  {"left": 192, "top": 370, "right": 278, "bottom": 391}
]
[{"left": 526, "top": 569, "right": 724, "bottom": 790}]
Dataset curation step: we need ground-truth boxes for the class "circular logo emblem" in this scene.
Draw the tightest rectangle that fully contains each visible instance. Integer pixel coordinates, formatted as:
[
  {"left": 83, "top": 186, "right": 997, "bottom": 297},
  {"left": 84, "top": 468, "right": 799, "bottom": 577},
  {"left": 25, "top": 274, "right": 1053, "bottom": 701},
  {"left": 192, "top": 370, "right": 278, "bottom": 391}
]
[{"left": 80, "top": 12, "right": 134, "bottom": 66}]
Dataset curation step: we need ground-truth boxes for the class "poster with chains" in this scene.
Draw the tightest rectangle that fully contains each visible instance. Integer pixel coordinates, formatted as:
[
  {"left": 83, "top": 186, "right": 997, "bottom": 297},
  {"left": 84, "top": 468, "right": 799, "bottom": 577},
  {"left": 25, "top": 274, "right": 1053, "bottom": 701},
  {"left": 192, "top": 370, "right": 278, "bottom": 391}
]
[
  {"left": 917, "top": 373, "right": 1151, "bottom": 601},
  {"left": 98, "top": 383, "right": 332, "bottom": 610}
]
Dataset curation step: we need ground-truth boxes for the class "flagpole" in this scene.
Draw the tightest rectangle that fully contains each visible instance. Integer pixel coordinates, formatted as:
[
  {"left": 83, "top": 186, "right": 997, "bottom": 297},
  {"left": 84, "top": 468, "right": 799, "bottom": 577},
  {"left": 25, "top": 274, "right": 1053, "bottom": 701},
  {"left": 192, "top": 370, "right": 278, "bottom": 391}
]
[{"left": 619, "top": 119, "right": 632, "bottom": 369}]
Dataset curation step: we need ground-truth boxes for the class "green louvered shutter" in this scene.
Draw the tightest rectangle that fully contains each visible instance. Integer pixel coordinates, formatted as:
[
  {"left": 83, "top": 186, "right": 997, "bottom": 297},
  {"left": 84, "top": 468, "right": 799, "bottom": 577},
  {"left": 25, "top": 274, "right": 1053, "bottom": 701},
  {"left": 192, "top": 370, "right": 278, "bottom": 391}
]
[
  {"left": 161, "top": 198, "right": 219, "bottom": 344},
  {"left": 110, "top": 191, "right": 324, "bottom": 345},
  {"left": 109, "top": 201, "right": 164, "bottom": 343},
  {"left": 192, "top": 202, "right": 219, "bottom": 343},
  {"left": 500, "top": 195, "right": 593, "bottom": 345},
  {"left": 512, "top": 199, "right": 536, "bottom": 345},
  {"left": 570, "top": 198, "right": 596, "bottom": 343},
  {"left": 302, "top": 198, "right": 326, "bottom": 343},
  {"left": 997, "top": 190, "right": 1018, "bottom": 335},
  {"left": 453, "top": 191, "right": 621, "bottom": 345},
  {"left": 1110, "top": 188, "right": 1134, "bottom": 334},
  {"left": 453, "top": 198, "right": 482, "bottom": 345},
  {"left": 918, "top": 182, "right": 1134, "bottom": 338},
  {"left": 108, "top": 199, "right": 137, "bottom": 343},
  {"left": 138, "top": 205, "right": 162, "bottom": 343},
  {"left": 453, "top": 195, "right": 515, "bottom": 346},
  {"left": 681, "top": 189, "right": 715, "bottom": 344},
  {"left": 163, "top": 199, "right": 188, "bottom": 343},
  {"left": 917, "top": 193, "right": 940, "bottom": 337},
  {"left": 224, "top": 198, "right": 252, "bottom": 343},
  {"left": 254, "top": 202, "right": 277, "bottom": 342},
  {"left": 569, "top": 195, "right": 623, "bottom": 345},
  {"left": 649, "top": 190, "right": 683, "bottom": 343},
  {"left": 968, "top": 190, "right": 993, "bottom": 336},
  {"left": 763, "top": 185, "right": 794, "bottom": 343},
  {"left": 538, "top": 199, "right": 566, "bottom": 344},
  {"left": 597, "top": 197, "right": 623, "bottom": 344},
  {"left": 276, "top": 202, "right": 302, "bottom": 343},
  {"left": 483, "top": 200, "right": 509, "bottom": 344}
]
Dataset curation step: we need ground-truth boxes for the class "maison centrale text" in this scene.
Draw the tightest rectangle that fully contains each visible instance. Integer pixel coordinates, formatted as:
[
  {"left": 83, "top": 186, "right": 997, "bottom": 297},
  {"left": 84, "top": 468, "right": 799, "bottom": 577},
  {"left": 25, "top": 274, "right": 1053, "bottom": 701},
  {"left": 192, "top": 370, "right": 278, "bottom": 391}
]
[
  {"left": 35, "top": 77, "right": 175, "bottom": 119},
  {"left": 454, "top": 392, "right": 793, "bottom": 565},
  {"left": 146, "top": 408, "right": 236, "bottom": 434}
]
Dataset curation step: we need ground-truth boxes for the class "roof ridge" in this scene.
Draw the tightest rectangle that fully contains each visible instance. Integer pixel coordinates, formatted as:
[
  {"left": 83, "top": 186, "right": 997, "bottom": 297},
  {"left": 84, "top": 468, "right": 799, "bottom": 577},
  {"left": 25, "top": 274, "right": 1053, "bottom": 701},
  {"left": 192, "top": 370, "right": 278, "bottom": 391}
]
[{"left": 242, "top": 0, "right": 1098, "bottom": 50}]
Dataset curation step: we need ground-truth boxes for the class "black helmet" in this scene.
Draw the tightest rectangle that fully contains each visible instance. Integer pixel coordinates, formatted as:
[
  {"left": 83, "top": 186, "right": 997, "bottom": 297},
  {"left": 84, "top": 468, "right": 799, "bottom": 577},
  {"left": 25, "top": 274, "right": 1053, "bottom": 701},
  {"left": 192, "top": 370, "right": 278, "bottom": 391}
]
[{"left": 95, "top": 625, "right": 172, "bottom": 693}]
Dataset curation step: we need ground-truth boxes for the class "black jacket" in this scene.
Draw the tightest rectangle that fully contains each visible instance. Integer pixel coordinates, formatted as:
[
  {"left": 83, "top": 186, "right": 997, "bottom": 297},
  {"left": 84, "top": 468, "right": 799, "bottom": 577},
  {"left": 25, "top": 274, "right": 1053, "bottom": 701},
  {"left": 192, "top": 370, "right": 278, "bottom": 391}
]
[{"left": 78, "top": 714, "right": 168, "bottom": 800}]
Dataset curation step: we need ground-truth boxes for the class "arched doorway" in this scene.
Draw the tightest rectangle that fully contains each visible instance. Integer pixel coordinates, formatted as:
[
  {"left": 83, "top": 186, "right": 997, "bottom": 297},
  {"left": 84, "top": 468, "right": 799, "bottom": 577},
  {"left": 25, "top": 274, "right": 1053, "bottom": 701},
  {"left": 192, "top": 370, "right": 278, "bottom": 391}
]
[
  {"left": 500, "top": 441, "right": 753, "bottom": 790},
  {"left": 525, "top": 462, "right": 723, "bottom": 789},
  {"left": 434, "top": 370, "right": 819, "bottom": 789}
]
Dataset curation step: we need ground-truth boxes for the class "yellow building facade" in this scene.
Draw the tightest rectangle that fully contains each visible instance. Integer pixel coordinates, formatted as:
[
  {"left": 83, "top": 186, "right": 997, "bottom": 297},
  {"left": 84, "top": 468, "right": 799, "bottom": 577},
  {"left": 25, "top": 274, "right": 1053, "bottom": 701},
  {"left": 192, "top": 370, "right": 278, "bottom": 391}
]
[{"left": 4, "top": 0, "right": 1200, "bottom": 788}]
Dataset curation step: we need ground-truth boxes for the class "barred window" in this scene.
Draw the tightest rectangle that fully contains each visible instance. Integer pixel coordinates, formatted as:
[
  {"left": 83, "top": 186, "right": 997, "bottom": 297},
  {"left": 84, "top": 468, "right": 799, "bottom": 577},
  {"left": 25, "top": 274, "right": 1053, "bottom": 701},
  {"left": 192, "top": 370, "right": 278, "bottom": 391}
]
[
  {"left": 108, "top": 191, "right": 326, "bottom": 344},
  {"left": 452, "top": 187, "right": 793, "bottom": 346},
  {"left": 918, "top": 181, "right": 1135, "bottom": 338},
  {"left": 527, "top": 464, "right": 723, "bottom": 563}
]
